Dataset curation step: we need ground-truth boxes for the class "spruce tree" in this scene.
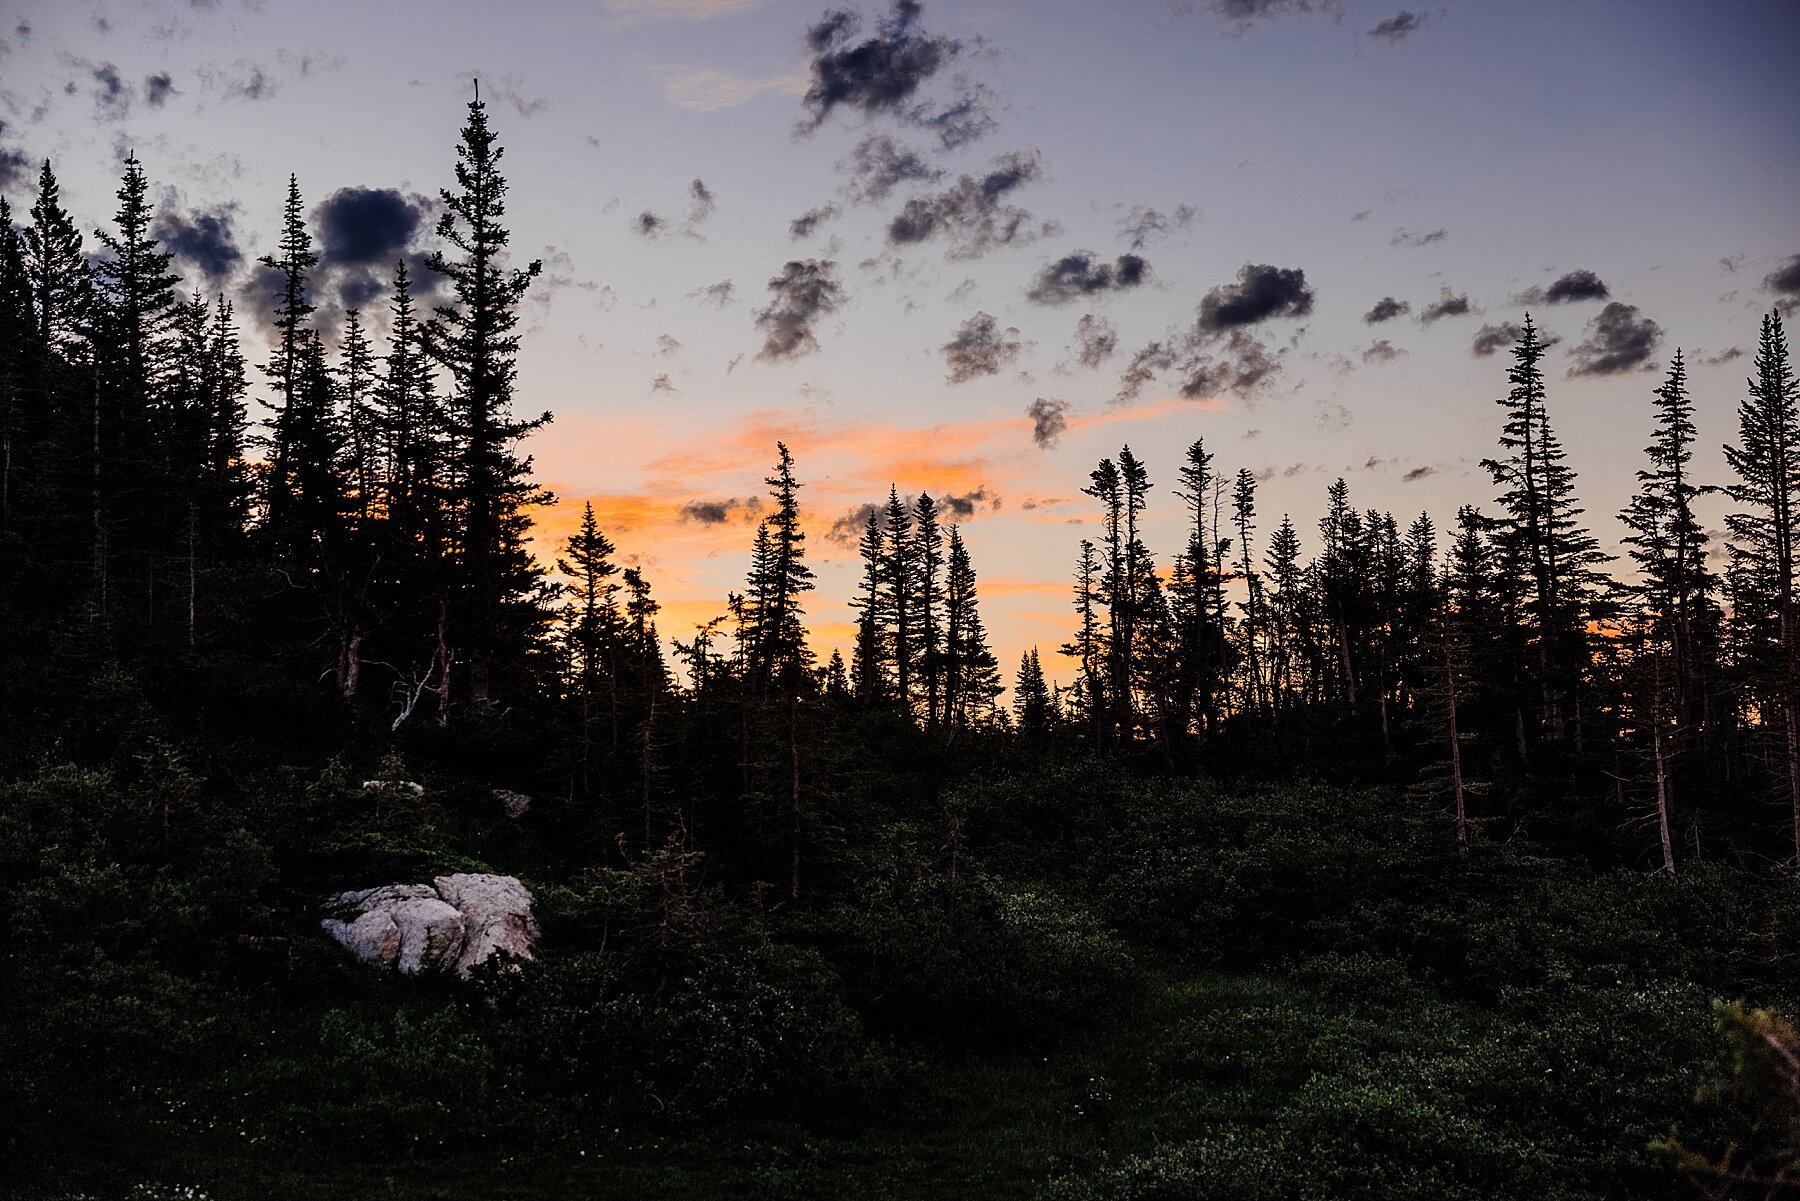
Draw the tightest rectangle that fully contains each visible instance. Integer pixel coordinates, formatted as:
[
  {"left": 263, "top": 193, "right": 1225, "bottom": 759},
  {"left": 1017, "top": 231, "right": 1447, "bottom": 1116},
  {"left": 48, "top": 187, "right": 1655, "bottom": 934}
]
[
  {"left": 914, "top": 492, "right": 944, "bottom": 724},
  {"left": 1722, "top": 312, "right": 1800, "bottom": 863},
  {"left": 850, "top": 506, "right": 888, "bottom": 703},
  {"left": 1480, "top": 314, "right": 1611, "bottom": 747},
  {"left": 746, "top": 441, "right": 813, "bottom": 690},
  {"left": 257, "top": 175, "right": 317, "bottom": 535},
  {"left": 882, "top": 484, "right": 917, "bottom": 711},
  {"left": 426, "top": 91, "right": 551, "bottom": 708},
  {"left": 23, "top": 160, "right": 90, "bottom": 354}
]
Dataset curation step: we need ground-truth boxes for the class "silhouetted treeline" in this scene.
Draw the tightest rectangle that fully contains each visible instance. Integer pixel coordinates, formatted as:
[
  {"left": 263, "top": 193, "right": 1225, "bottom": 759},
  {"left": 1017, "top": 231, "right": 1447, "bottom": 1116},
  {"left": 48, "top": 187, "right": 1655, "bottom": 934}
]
[{"left": 2, "top": 93, "right": 1797, "bottom": 887}]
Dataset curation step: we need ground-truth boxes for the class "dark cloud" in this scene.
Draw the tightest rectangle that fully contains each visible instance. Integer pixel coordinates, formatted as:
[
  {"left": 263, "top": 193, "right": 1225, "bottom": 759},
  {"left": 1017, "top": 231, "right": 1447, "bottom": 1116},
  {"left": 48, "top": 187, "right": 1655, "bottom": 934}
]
[
  {"left": 942, "top": 311, "right": 1021, "bottom": 383},
  {"left": 1204, "top": 0, "right": 1343, "bottom": 30},
  {"left": 689, "top": 278, "right": 736, "bottom": 307},
  {"left": 789, "top": 204, "right": 840, "bottom": 240},
  {"left": 1568, "top": 301, "right": 1662, "bottom": 376},
  {"left": 1115, "top": 340, "right": 1177, "bottom": 403},
  {"left": 799, "top": 0, "right": 992, "bottom": 149},
  {"left": 301, "top": 187, "right": 439, "bottom": 324},
  {"left": 1362, "top": 339, "right": 1404, "bottom": 364},
  {"left": 1419, "top": 288, "right": 1473, "bottom": 324},
  {"left": 635, "top": 210, "right": 667, "bottom": 238},
  {"left": 656, "top": 333, "right": 683, "bottom": 356},
  {"left": 828, "top": 501, "right": 883, "bottom": 545},
  {"left": 1363, "top": 296, "right": 1409, "bottom": 323},
  {"left": 1471, "top": 322, "right": 1523, "bottom": 357},
  {"left": 1351, "top": 209, "right": 1371, "bottom": 222},
  {"left": 1025, "top": 251, "right": 1148, "bottom": 305},
  {"left": 1197, "top": 262, "right": 1314, "bottom": 332},
  {"left": 1766, "top": 254, "right": 1800, "bottom": 311},
  {"left": 143, "top": 71, "right": 177, "bottom": 108},
  {"left": 1391, "top": 226, "right": 1447, "bottom": 247},
  {"left": 753, "top": 258, "right": 844, "bottom": 362},
  {"left": 154, "top": 202, "right": 244, "bottom": 287},
  {"left": 79, "top": 61, "right": 129, "bottom": 120},
  {"left": 1516, "top": 268, "right": 1611, "bottom": 305},
  {"left": 1118, "top": 203, "right": 1195, "bottom": 250},
  {"left": 198, "top": 60, "right": 275, "bottom": 102},
  {"left": 1706, "top": 346, "right": 1744, "bottom": 366},
  {"left": 0, "top": 120, "right": 28, "bottom": 190},
  {"left": 1179, "top": 330, "right": 1281, "bottom": 400},
  {"left": 317, "top": 187, "right": 428, "bottom": 266},
  {"left": 1368, "top": 11, "right": 1426, "bottom": 41},
  {"left": 681, "top": 496, "right": 762, "bottom": 526},
  {"left": 1071, "top": 313, "right": 1117, "bottom": 369},
  {"left": 1113, "top": 266, "right": 1309, "bottom": 401},
  {"left": 887, "top": 148, "right": 1051, "bottom": 259},
  {"left": 838, "top": 132, "right": 943, "bottom": 204},
  {"left": 650, "top": 373, "right": 677, "bottom": 394},
  {"left": 1402, "top": 465, "right": 1435, "bottom": 482},
  {"left": 938, "top": 486, "right": 997, "bottom": 518},
  {"left": 687, "top": 178, "right": 715, "bottom": 226},
  {"left": 1027, "top": 397, "right": 1069, "bottom": 448}
]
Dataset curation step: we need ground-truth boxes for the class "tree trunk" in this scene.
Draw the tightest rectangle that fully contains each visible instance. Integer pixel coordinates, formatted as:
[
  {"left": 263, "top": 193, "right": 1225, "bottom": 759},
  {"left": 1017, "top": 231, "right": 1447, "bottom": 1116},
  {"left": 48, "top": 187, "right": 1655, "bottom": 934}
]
[
  {"left": 1653, "top": 646, "right": 1675, "bottom": 876},
  {"left": 92, "top": 359, "right": 105, "bottom": 619},
  {"left": 789, "top": 691, "right": 801, "bottom": 901},
  {"left": 1444, "top": 627, "right": 1467, "bottom": 861}
]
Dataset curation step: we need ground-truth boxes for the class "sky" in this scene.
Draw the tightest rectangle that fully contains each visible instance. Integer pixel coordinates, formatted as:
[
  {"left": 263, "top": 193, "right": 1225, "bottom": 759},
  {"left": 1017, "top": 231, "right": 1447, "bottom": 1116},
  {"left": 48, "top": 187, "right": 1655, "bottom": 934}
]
[{"left": 3, "top": 0, "right": 1798, "bottom": 686}]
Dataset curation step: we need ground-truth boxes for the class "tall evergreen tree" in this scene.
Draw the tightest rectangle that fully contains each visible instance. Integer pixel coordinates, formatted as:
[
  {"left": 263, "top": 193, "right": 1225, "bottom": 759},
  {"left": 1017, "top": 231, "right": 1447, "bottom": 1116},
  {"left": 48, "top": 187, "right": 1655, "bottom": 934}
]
[
  {"left": 1480, "top": 314, "right": 1611, "bottom": 747},
  {"left": 882, "top": 485, "right": 917, "bottom": 711},
  {"left": 942, "top": 524, "right": 1000, "bottom": 730},
  {"left": 850, "top": 506, "right": 888, "bottom": 703},
  {"left": 257, "top": 175, "right": 317, "bottom": 535},
  {"left": 1723, "top": 312, "right": 1800, "bottom": 864},
  {"left": 425, "top": 91, "right": 551, "bottom": 708},
  {"left": 23, "top": 160, "right": 90, "bottom": 354},
  {"left": 745, "top": 441, "right": 813, "bottom": 690},
  {"left": 914, "top": 491, "right": 944, "bottom": 725}
]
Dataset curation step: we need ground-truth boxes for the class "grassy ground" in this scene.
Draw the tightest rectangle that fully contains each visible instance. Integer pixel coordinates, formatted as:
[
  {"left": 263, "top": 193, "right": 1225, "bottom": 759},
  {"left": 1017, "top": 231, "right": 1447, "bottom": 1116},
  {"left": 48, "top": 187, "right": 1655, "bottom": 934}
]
[{"left": 28, "top": 972, "right": 1281, "bottom": 1201}]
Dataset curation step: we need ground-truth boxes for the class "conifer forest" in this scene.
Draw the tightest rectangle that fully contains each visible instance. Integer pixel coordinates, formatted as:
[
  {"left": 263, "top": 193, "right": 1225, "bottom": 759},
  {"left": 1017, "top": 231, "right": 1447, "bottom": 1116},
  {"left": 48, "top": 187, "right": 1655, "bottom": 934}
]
[{"left": 4, "top": 2, "right": 1800, "bottom": 1198}]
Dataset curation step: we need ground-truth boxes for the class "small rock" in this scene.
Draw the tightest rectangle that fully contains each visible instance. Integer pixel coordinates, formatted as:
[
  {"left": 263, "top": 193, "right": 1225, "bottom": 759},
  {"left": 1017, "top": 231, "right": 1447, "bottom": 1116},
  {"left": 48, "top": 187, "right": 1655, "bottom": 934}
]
[
  {"left": 492, "top": 788, "right": 532, "bottom": 819},
  {"left": 362, "top": 779, "right": 425, "bottom": 796}
]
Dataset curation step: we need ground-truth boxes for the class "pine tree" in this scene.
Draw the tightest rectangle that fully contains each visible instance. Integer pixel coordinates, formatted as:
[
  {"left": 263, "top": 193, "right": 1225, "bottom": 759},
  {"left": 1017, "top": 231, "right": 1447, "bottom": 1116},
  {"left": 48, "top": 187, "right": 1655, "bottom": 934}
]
[
  {"left": 23, "top": 160, "right": 90, "bottom": 355},
  {"left": 915, "top": 492, "right": 944, "bottom": 725},
  {"left": 746, "top": 442, "right": 813, "bottom": 690},
  {"left": 1232, "top": 467, "right": 1264, "bottom": 718},
  {"left": 257, "top": 175, "right": 318, "bottom": 535},
  {"left": 1084, "top": 457, "right": 1126, "bottom": 736},
  {"left": 1480, "top": 314, "right": 1612, "bottom": 748},
  {"left": 337, "top": 308, "right": 378, "bottom": 523},
  {"left": 0, "top": 195, "right": 38, "bottom": 533},
  {"left": 882, "top": 485, "right": 917, "bottom": 711},
  {"left": 1059, "top": 537, "right": 1105, "bottom": 742},
  {"left": 942, "top": 524, "right": 1000, "bottom": 730},
  {"left": 850, "top": 506, "right": 887, "bottom": 703},
  {"left": 1623, "top": 351, "right": 1718, "bottom": 725},
  {"left": 1014, "top": 647, "right": 1053, "bottom": 736},
  {"left": 426, "top": 90, "right": 551, "bottom": 708},
  {"left": 1722, "top": 312, "right": 1800, "bottom": 864},
  {"left": 1263, "top": 514, "right": 1303, "bottom": 718}
]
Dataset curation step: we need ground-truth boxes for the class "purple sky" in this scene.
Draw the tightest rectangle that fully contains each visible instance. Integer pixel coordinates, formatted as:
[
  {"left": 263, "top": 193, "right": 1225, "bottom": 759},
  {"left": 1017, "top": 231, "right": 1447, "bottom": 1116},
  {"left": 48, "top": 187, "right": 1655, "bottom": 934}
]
[{"left": 4, "top": 0, "right": 1797, "bottom": 680}]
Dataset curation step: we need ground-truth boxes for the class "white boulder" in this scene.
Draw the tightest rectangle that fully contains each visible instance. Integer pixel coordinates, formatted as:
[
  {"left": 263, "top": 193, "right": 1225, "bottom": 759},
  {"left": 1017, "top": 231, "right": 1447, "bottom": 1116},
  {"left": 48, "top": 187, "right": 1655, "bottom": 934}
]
[{"left": 322, "top": 873, "right": 536, "bottom": 977}]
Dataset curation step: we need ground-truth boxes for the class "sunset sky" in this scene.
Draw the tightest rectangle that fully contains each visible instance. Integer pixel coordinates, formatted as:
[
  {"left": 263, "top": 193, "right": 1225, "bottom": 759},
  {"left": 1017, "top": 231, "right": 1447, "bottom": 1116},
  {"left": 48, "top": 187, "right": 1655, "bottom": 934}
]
[{"left": 5, "top": 0, "right": 1798, "bottom": 685}]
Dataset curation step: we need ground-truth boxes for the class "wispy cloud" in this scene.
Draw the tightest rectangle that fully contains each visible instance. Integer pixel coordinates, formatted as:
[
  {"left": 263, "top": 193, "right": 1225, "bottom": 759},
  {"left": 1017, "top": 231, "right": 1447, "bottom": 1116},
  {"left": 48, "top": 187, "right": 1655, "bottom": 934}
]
[
  {"left": 656, "top": 66, "right": 807, "bottom": 112},
  {"left": 605, "top": 0, "right": 778, "bottom": 21}
]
